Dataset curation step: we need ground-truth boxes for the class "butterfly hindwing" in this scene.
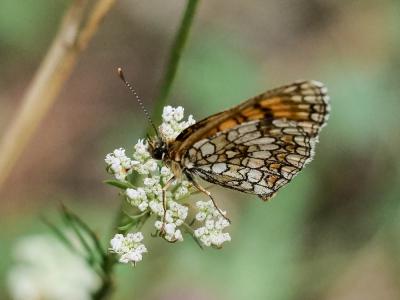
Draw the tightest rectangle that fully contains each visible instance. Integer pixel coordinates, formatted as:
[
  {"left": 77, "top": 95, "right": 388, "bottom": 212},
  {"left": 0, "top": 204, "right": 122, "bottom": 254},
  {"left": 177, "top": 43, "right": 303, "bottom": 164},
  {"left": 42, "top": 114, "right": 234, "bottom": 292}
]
[{"left": 182, "top": 119, "right": 316, "bottom": 200}]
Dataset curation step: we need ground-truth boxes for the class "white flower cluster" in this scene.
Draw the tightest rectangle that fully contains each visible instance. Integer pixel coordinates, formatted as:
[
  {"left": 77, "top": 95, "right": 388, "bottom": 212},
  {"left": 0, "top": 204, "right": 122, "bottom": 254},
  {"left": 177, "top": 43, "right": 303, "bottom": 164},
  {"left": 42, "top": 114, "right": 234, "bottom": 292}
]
[
  {"left": 124, "top": 143, "right": 192, "bottom": 243},
  {"left": 154, "top": 201, "right": 188, "bottom": 242},
  {"left": 105, "top": 148, "right": 135, "bottom": 181},
  {"left": 105, "top": 140, "right": 160, "bottom": 181},
  {"left": 109, "top": 233, "right": 147, "bottom": 265},
  {"left": 7, "top": 234, "right": 101, "bottom": 300},
  {"left": 194, "top": 200, "right": 231, "bottom": 247},
  {"left": 132, "top": 140, "right": 158, "bottom": 175},
  {"left": 105, "top": 106, "right": 231, "bottom": 265},
  {"left": 159, "top": 106, "right": 195, "bottom": 141}
]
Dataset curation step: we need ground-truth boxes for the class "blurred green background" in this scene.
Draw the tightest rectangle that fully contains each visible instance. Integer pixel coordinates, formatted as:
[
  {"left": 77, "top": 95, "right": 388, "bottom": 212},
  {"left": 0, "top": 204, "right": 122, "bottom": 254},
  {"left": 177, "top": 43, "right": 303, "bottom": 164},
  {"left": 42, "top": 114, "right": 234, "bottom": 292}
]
[{"left": 1, "top": 0, "right": 400, "bottom": 299}]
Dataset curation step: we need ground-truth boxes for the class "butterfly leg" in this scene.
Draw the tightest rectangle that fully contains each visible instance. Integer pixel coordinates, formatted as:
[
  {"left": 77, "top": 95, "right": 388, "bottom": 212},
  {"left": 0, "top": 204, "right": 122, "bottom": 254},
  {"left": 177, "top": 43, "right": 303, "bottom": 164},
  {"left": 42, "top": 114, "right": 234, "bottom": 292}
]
[{"left": 186, "top": 172, "right": 231, "bottom": 224}]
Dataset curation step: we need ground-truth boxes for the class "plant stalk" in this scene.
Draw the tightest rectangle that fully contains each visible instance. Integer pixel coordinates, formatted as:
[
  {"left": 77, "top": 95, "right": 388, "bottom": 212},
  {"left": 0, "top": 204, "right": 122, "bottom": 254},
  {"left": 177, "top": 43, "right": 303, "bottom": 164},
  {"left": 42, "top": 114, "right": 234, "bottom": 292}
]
[
  {"left": 99, "top": 1, "right": 200, "bottom": 299},
  {"left": 0, "top": 0, "right": 117, "bottom": 190},
  {"left": 151, "top": 0, "right": 200, "bottom": 126}
]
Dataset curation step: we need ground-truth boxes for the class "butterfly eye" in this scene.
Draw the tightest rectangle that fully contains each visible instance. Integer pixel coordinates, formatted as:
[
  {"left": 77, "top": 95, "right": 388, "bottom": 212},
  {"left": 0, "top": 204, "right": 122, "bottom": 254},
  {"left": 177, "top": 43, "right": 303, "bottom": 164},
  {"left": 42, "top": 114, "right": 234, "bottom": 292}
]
[{"left": 153, "top": 146, "right": 166, "bottom": 160}]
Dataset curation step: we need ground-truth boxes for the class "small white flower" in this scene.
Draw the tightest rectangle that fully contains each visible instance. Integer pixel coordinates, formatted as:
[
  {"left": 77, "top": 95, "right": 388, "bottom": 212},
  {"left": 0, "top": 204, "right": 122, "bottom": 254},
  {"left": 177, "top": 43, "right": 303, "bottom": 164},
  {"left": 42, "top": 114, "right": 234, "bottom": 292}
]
[
  {"left": 159, "top": 106, "right": 196, "bottom": 141},
  {"left": 120, "top": 251, "right": 143, "bottom": 264},
  {"left": 196, "top": 211, "right": 207, "bottom": 222},
  {"left": 110, "top": 232, "right": 147, "bottom": 266},
  {"left": 177, "top": 208, "right": 188, "bottom": 220},
  {"left": 175, "top": 185, "right": 189, "bottom": 199},
  {"left": 205, "top": 219, "right": 214, "bottom": 230},
  {"left": 105, "top": 154, "right": 119, "bottom": 165},
  {"left": 194, "top": 200, "right": 231, "bottom": 247},
  {"left": 151, "top": 200, "right": 188, "bottom": 242},
  {"left": 149, "top": 201, "right": 164, "bottom": 216},
  {"left": 105, "top": 147, "right": 134, "bottom": 181},
  {"left": 159, "top": 124, "right": 174, "bottom": 139},
  {"left": 164, "top": 223, "right": 176, "bottom": 236},
  {"left": 160, "top": 166, "right": 171, "bottom": 177},
  {"left": 135, "top": 164, "right": 150, "bottom": 175},
  {"left": 120, "top": 160, "right": 133, "bottom": 169},
  {"left": 154, "top": 220, "right": 163, "bottom": 230},
  {"left": 130, "top": 232, "right": 144, "bottom": 243},
  {"left": 162, "top": 106, "right": 174, "bottom": 122},
  {"left": 143, "top": 177, "right": 158, "bottom": 186},
  {"left": 138, "top": 201, "right": 149, "bottom": 211},
  {"left": 174, "top": 229, "right": 183, "bottom": 241},
  {"left": 200, "top": 236, "right": 211, "bottom": 247},
  {"left": 110, "top": 163, "right": 122, "bottom": 174},
  {"left": 215, "top": 218, "right": 230, "bottom": 230},
  {"left": 110, "top": 234, "right": 125, "bottom": 252},
  {"left": 196, "top": 201, "right": 205, "bottom": 210},
  {"left": 173, "top": 106, "right": 184, "bottom": 121},
  {"left": 144, "top": 159, "right": 158, "bottom": 172},
  {"left": 126, "top": 188, "right": 149, "bottom": 211},
  {"left": 186, "top": 114, "right": 195, "bottom": 126},
  {"left": 113, "top": 148, "right": 126, "bottom": 158},
  {"left": 164, "top": 211, "right": 173, "bottom": 223},
  {"left": 194, "top": 227, "right": 208, "bottom": 237},
  {"left": 134, "top": 139, "right": 148, "bottom": 156},
  {"left": 126, "top": 188, "right": 146, "bottom": 201},
  {"left": 148, "top": 184, "right": 163, "bottom": 197}
]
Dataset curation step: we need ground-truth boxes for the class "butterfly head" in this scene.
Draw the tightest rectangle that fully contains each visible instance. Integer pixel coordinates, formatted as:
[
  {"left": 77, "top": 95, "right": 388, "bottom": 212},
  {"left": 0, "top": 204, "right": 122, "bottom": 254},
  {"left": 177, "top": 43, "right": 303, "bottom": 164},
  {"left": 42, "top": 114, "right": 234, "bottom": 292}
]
[{"left": 148, "top": 136, "right": 167, "bottom": 160}]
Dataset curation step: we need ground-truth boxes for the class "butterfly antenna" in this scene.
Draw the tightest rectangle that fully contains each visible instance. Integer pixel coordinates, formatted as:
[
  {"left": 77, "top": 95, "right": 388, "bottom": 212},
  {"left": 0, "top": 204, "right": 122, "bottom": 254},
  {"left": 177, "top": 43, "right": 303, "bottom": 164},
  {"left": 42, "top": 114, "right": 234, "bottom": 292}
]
[{"left": 117, "top": 67, "right": 159, "bottom": 137}]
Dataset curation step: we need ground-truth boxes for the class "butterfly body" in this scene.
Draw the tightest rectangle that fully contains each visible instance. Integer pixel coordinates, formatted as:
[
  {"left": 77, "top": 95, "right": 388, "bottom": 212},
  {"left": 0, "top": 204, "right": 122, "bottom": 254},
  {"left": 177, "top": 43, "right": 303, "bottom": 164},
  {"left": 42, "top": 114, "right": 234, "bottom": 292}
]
[{"left": 148, "top": 80, "right": 330, "bottom": 202}]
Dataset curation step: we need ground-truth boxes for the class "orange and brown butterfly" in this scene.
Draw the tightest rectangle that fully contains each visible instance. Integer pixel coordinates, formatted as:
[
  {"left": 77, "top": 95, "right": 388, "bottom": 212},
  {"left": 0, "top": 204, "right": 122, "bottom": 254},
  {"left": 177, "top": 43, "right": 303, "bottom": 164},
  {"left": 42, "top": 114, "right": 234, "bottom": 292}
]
[
  {"left": 118, "top": 69, "right": 330, "bottom": 222},
  {"left": 150, "top": 80, "right": 329, "bottom": 218}
]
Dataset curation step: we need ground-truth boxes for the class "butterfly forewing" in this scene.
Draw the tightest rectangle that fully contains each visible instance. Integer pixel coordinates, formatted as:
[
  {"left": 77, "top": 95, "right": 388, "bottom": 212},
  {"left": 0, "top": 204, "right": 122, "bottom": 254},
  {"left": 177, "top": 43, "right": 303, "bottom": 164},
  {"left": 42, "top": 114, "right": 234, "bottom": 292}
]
[{"left": 169, "top": 80, "right": 329, "bottom": 200}]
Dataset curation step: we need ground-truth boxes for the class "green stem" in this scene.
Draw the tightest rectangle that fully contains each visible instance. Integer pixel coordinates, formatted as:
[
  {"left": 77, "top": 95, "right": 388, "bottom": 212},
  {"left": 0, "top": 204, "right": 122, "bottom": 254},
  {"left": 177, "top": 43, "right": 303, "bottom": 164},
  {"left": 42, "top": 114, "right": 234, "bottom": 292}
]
[
  {"left": 182, "top": 222, "right": 203, "bottom": 249},
  {"left": 92, "top": 255, "right": 116, "bottom": 300},
  {"left": 94, "top": 1, "right": 200, "bottom": 299},
  {"left": 151, "top": 0, "right": 200, "bottom": 126}
]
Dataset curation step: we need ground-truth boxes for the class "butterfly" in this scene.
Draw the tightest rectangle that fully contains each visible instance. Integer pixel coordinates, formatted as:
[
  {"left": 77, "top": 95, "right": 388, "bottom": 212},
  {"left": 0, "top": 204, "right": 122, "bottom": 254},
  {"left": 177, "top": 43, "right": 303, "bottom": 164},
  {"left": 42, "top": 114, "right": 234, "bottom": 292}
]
[
  {"left": 146, "top": 80, "right": 330, "bottom": 222},
  {"left": 118, "top": 70, "right": 329, "bottom": 222}
]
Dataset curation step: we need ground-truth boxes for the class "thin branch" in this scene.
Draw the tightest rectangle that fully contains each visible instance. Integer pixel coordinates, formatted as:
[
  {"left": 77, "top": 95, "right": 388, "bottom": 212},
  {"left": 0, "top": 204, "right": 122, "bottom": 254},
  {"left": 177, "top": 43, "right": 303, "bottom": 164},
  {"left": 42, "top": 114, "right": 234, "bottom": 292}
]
[
  {"left": 76, "top": 0, "right": 117, "bottom": 51},
  {"left": 0, "top": 0, "right": 117, "bottom": 190},
  {"left": 151, "top": 0, "right": 200, "bottom": 126}
]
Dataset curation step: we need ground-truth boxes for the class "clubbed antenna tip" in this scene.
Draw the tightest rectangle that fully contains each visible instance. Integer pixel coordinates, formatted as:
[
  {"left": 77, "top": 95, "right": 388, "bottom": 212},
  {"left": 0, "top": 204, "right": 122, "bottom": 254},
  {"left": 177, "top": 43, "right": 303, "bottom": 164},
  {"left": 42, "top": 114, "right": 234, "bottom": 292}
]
[{"left": 117, "top": 67, "right": 126, "bottom": 82}]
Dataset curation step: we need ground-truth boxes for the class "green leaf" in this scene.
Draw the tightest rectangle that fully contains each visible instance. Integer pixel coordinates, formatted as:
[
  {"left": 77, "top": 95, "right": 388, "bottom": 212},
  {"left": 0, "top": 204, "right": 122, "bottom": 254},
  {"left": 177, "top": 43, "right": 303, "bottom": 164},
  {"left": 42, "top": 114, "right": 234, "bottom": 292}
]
[
  {"left": 60, "top": 206, "right": 97, "bottom": 264},
  {"left": 126, "top": 172, "right": 138, "bottom": 185},
  {"left": 117, "top": 211, "right": 150, "bottom": 233},
  {"left": 188, "top": 232, "right": 204, "bottom": 250},
  {"left": 117, "top": 222, "right": 135, "bottom": 232},
  {"left": 103, "top": 179, "right": 133, "bottom": 189},
  {"left": 41, "top": 216, "right": 79, "bottom": 255},
  {"left": 62, "top": 205, "right": 106, "bottom": 257}
]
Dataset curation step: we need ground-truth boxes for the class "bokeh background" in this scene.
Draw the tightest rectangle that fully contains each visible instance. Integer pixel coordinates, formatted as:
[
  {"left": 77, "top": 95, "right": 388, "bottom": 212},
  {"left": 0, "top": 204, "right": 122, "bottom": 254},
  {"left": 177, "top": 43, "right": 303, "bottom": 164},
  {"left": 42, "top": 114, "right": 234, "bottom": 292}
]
[{"left": 1, "top": 0, "right": 400, "bottom": 299}]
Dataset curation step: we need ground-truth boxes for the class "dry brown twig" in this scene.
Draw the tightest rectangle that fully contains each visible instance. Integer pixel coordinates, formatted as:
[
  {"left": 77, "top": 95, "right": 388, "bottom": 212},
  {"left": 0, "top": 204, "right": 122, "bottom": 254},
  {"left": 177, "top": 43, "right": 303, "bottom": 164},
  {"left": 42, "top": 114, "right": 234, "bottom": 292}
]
[{"left": 0, "top": 0, "right": 117, "bottom": 190}]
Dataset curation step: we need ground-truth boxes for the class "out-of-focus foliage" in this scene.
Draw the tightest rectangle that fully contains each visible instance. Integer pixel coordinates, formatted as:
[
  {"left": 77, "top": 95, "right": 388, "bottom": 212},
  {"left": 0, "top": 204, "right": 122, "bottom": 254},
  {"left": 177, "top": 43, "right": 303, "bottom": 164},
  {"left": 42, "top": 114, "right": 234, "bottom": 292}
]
[{"left": 1, "top": 1, "right": 400, "bottom": 299}]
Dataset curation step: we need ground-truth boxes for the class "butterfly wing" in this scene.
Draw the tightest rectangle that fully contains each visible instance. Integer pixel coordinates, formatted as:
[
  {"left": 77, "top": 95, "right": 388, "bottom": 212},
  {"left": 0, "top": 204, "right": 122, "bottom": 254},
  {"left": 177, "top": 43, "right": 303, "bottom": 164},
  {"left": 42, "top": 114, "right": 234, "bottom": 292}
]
[
  {"left": 169, "top": 80, "right": 329, "bottom": 161},
  {"left": 182, "top": 119, "right": 317, "bottom": 200},
  {"left": 169, "top": 80, "right": 330, "bottom": 200}
]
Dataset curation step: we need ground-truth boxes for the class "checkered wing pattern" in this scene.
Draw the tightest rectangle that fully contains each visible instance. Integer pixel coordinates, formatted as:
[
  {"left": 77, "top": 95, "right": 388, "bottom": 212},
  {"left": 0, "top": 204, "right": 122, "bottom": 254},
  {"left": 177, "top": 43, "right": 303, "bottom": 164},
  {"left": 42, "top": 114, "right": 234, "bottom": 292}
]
[{"left": 171, "top": 80, "right": 330, "bottom": 200}]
